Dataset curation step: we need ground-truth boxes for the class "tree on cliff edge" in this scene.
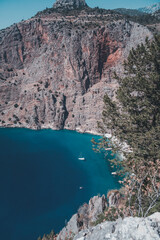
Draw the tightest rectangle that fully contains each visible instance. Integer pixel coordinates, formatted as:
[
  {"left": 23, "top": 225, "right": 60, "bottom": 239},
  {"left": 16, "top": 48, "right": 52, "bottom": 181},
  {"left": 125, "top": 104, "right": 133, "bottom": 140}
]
[{"left": 94, "top": 36, "right": 160, "bottom": 217}]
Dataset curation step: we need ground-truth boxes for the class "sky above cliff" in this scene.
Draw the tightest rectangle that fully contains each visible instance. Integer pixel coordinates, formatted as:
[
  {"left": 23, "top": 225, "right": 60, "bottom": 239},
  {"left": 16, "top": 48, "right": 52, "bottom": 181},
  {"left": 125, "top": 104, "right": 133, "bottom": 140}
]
[{"left": 0, "top": 0, "right": 159, "bottom": 30}]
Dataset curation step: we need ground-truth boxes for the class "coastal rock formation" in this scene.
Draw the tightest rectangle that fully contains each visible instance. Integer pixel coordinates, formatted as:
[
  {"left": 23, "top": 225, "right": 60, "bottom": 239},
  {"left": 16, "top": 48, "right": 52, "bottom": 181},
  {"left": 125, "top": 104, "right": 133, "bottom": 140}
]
[
  {"left": 57, "top": 195, "right": 107, "bottom": 239},
  {"left": 53, "top": 0, "right": 88, "bottom": 9},
  {"left": 43, "top": 193, "right": 160, "bottom": 240},
  {"left": 107, "top": 190, "right": 122, "bottom": 208},
  {"left": 74, "top": 212, "right": 160, "bottom": 240},
  {"left": 0, "top": 5, "right": 152, "bottom": 133}
]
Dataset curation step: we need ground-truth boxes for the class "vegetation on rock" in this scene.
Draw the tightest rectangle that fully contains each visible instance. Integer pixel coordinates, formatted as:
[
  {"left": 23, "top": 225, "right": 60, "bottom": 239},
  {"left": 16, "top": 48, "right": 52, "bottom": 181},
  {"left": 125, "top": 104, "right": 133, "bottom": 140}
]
[
  {"left": 114, "top": 8, "right": 160, "bottom": 26},
  {"left": 93, "top": 35, "right": 160, "bottom": 218}
]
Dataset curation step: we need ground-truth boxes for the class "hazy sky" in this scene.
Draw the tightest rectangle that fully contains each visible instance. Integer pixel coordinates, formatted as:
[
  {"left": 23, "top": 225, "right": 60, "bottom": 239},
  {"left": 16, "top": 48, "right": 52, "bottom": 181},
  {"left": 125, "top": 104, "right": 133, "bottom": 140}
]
[{"left": 0, "top": 0, "right": 159, "bottom": 30}]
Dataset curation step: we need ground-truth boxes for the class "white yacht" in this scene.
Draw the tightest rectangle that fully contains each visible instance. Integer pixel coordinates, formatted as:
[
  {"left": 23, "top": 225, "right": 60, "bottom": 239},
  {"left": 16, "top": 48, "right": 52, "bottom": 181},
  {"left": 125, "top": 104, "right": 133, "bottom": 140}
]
[{"left": 78, "top": 157, "right": 85, "bottom": 161}]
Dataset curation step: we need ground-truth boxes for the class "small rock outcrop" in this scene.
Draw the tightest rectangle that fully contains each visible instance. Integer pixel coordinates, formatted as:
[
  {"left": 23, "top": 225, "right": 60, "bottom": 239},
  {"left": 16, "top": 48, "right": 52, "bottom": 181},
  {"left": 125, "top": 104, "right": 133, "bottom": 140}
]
[
  {"left": 53, "top": 0, "right": 87, "bottom": 9},
  {"left": 107, "top": 190, "right": 122, "bottom": 208},
  {"left": 74, "top": 212, "right": 160, "bottom": 240},
  {"left": 57, "top": 195, "right": 107, "bottom": 239}
]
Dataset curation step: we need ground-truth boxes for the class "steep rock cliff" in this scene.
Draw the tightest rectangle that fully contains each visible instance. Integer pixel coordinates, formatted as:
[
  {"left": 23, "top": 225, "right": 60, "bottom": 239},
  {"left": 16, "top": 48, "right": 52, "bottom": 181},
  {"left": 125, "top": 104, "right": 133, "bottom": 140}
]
[
  {"left": 0, "top": 7, "right": 152, "bottom": 133},
  {"left": 57, "top": 195, "right": 107, "bottom": 240},
  {"left": 41, "top": 194, "right": 160, "bottom": 240}
]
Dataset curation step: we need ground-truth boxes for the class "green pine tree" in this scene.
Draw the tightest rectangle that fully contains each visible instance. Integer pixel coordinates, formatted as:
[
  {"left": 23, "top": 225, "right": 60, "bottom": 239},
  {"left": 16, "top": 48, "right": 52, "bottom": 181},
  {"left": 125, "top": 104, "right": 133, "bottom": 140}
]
[{"left": 95, "top": 35, "right": 160, "bottom": 217}]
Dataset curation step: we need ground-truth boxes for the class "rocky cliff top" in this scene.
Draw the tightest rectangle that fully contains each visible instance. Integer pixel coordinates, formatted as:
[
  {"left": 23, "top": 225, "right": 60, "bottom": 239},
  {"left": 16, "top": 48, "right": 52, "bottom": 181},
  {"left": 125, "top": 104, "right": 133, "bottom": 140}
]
[
  {"left": 74, "top": 212, "right": 160, "bottom": 240},
  {"left": 53, "top": 0, "right": 88, "bottom": 9},
  {"left": 41, "top": 194, "right": 160, "bottom": 240}
]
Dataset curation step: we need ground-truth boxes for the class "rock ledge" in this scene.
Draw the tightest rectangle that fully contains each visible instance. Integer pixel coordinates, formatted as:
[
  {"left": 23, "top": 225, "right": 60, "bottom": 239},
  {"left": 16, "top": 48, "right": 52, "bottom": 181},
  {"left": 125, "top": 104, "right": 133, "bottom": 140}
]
[{"left": 74, "top": 212, "right": 160, "bottom": 240}]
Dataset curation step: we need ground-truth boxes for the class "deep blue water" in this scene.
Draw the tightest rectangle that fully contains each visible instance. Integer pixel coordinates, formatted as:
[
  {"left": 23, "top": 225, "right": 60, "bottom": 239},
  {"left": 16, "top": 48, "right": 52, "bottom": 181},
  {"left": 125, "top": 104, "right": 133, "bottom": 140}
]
[{"left": 0, "top": 128, "right": 119, "bottom": 240}]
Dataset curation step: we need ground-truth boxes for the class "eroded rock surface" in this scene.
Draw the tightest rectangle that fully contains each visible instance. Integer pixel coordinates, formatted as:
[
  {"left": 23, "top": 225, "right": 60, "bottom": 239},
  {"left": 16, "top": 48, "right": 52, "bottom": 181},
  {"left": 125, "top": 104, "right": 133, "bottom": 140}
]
[
  {"left": 74, "top": 212, "right": 160, "bottom": 240},
  {"left": 0, "top": 6, "right": 152, "bottom": 133},
  {"left": 57, "top": 195, "right": 107, "bottom": 240}
]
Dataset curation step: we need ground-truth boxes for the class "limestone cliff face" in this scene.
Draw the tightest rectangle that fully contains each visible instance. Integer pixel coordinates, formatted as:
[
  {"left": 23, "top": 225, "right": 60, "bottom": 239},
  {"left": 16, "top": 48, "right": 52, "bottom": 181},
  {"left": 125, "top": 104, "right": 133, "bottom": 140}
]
[
  {"left": 57, "top": 195, "right": 107, "bottom": 240},
  {"left": 0, "top": 8, "right": 152, "bottom": 133},
  {"left": 42, "top": 194, "right": 160, "bottom": 240},
  {"left": 74, "top": 212, "right": 160, "bottom": 240}
]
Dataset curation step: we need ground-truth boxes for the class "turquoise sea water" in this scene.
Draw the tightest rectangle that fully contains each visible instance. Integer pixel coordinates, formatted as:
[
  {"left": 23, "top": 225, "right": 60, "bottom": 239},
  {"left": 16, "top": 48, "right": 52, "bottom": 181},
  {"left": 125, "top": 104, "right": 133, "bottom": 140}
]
[{"left": 0, "top": 128, "right": 119, "bottom": 240}]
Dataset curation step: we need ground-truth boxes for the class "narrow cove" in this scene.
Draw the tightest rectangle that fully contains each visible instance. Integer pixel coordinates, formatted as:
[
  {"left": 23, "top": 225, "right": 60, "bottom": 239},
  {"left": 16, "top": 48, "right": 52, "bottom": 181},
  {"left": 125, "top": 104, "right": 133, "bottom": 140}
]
[{"left": 0, "top": 128, "right": 119, "bottom": 240}]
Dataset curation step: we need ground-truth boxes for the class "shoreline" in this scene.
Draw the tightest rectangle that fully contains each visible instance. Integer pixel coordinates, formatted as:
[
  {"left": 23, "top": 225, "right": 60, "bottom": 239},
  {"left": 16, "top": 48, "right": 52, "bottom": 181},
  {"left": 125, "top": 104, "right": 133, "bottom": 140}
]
[{"left": 0, "top": 124, "right": 102, "bottom": 136}]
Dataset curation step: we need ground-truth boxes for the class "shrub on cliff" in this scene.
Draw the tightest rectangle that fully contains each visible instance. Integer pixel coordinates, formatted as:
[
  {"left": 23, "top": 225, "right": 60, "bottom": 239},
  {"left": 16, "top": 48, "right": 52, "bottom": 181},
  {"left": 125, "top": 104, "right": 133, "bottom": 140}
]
[
  {"left": 94, "top": 35, "right": 160, "bottom": 218},
  {"left": 121, "top": 13, "right": 160, "bottom": 25}
]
